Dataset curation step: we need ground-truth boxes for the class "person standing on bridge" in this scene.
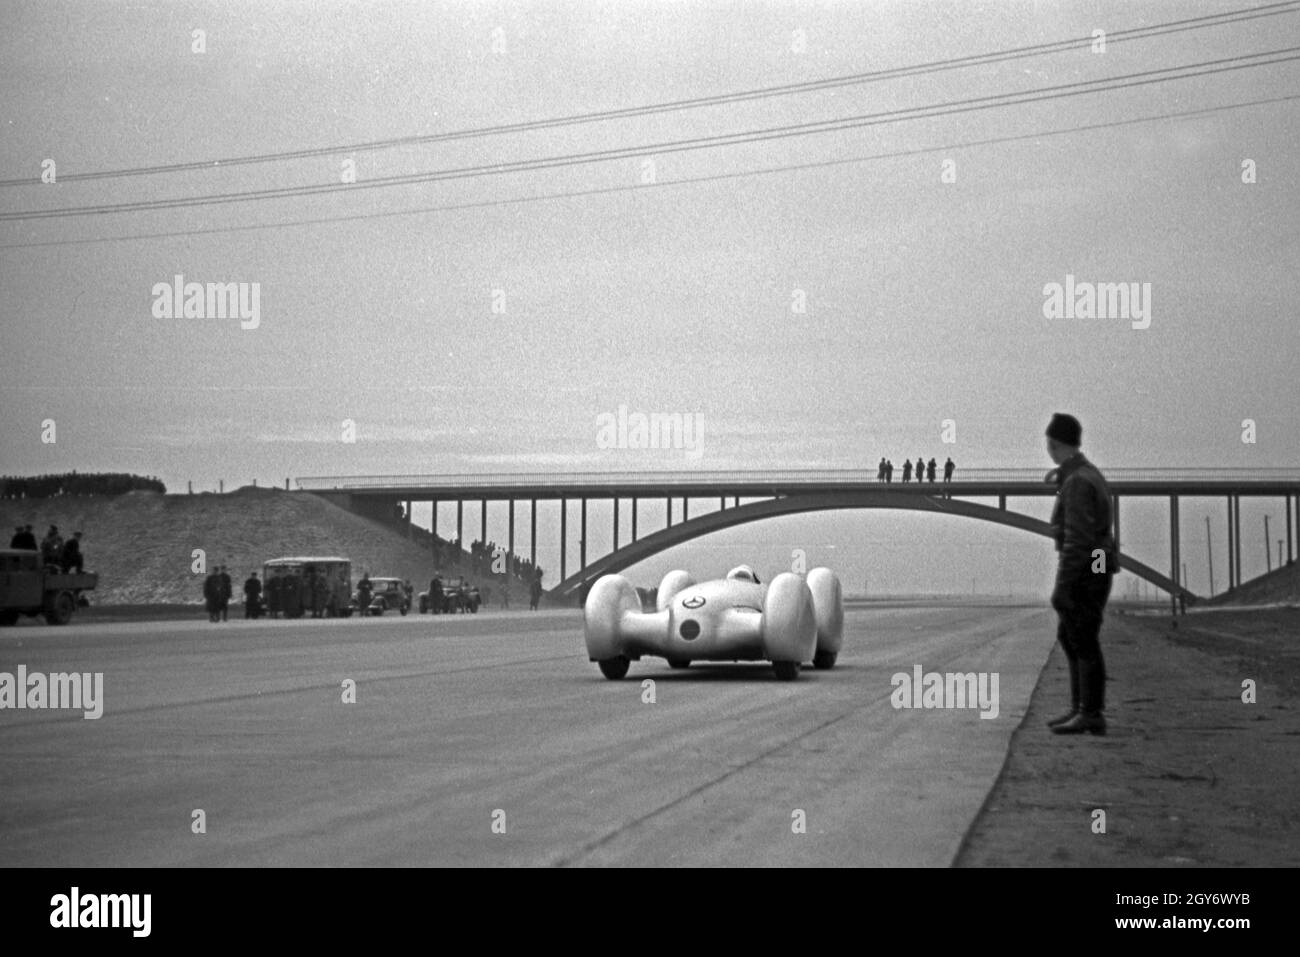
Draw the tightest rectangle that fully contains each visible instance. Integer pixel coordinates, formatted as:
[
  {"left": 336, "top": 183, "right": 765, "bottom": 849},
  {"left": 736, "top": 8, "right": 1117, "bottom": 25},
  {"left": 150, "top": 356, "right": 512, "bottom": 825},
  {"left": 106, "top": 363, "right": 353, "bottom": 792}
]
[
  {"left": 901, "top": 459, "right": 912, "bottom": 483},
  {"left": 1044, "top": 413, "right": 1116, "bottom": 736}
]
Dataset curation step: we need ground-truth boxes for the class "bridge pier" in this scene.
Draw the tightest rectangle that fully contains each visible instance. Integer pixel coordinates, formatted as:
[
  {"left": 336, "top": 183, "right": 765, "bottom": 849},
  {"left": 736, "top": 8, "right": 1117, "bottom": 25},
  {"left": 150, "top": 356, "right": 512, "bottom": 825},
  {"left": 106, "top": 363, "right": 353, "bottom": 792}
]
[
  {"left": 581, "top": 498, "right": 587, "bottom": 571},
  {"left": 1287, "top": 494, "right": 1293, "bottom": 564},
  {"left": 456, "top": 500, "right": 463, "bottom": 560},
  {"left": 508, "top": 499, "right": 515, "bottom": 578},
  {"left": 480, "top": 498, "right": 487, "bottom": 556},
  {"left": 1227, "top": 496, "right": 1235, "bottom": 590},
  {"left": 683, "top": 498, "right": 689, "bottom": 521},
  {"left": 632, "top": 497, "right": 638, "bottom": 542},
  {"left": 405, "top": 500, "right": 412, "bottom": 538},
  {"left": 530, "top": 499, "right": 536, "bottom": 570},
  {"left": 560, "top": 499, "right": 567, "bottom": 581},
  {"left": 613, "top": 498, "right": 619, "bottom": 551},
  {"left": 1234, "top": 495, "right": 1242, "bottom": 588},
  {"left": 666, "top": 497, "right": 672, "bottom": 527},
  {"left": 431, "top": 499, "right": 438, "bottom": 545},
  {"left": 1170, "top": 495, "right": 1181, "bottom": 614}
]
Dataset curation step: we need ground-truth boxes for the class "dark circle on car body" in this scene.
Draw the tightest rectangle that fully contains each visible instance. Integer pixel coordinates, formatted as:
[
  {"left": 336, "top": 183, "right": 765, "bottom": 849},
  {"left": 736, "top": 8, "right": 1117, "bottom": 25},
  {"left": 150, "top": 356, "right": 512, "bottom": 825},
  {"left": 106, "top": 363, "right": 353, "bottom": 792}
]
[{"left": 679, "top": 619, "right": 701, "bottom": 641}]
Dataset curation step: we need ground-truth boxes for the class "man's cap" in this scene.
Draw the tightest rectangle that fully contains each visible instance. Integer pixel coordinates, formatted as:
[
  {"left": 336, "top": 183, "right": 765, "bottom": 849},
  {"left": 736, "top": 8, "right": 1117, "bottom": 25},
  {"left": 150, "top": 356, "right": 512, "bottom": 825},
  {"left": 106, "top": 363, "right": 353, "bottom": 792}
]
[{"left": 1046, "top": 413, "right": 1082, "bottom": 447}]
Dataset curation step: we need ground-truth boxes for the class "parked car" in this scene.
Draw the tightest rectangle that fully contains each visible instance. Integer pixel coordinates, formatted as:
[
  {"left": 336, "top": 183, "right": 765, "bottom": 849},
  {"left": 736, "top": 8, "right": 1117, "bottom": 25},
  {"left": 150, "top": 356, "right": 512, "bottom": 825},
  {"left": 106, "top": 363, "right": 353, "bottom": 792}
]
[
  {"left": 354, "top": 577, "right": 410, "bottom": 616},
  {"left": 442, "top": 576, "right": 481, "bottom": 614}
]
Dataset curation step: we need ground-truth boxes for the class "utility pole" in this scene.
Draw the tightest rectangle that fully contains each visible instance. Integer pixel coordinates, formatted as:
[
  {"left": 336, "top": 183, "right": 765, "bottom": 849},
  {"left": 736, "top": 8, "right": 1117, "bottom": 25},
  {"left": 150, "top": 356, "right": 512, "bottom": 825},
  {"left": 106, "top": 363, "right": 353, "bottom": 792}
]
[{"left": 1206, "top": 516, "right": 1214, "bottom": 597}]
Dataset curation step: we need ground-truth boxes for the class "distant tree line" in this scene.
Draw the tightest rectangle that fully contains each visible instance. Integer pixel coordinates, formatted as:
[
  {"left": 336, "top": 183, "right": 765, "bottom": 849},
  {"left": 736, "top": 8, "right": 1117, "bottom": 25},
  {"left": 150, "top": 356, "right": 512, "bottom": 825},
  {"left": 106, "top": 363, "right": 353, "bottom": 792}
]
[{"left": 0, "top": 472, "right": 166, "bottom": 499}]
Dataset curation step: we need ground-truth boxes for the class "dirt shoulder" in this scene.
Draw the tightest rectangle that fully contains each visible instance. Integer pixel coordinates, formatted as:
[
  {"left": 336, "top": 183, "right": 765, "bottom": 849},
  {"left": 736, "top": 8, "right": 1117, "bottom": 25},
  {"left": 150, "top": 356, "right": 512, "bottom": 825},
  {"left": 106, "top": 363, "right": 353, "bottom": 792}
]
[{"left": 956, "top": 606, "right": 1300, "bottom": 867}]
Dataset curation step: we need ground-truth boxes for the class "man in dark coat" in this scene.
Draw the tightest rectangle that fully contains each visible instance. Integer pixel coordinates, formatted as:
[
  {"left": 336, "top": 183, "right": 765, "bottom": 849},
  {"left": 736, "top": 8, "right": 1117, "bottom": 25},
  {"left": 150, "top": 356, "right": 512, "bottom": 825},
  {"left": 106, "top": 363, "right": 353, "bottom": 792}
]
[
  {"left": 244, "top": 572, "right": 262, "bottom": 619},
  {"left": 927, "top": 458, "right": 937, "bottom": 483},
  {"left": 529, "top": 574, "right": 543, "bottom": 611},
  {"left": 282, "top": 573, "right": 302, "bottom": 618},
  {"left": 429, "top": 575, "right": 443, "bottom": 615},
  {"left": 1044, "top": 413, "right": 1116, "bottom": 736},
  {"left": 901, "top": 460, "right": 912, "bottom": 483},
  {"left": 60, "top": 532, "right": 85, "bottom": 573},
  {"left": 313, "top": 572, "right": 331, "bottom": 618},
  {"left": 267, "top": 572, "right": 282, "bottom": 618},
  {"left": 218, "top": 566, "right": 233, "bottom": 622},
  {"left": 10, "top": 526, "right": 23, "bottom": 548},
  {"left": 357, "top": 574, "right": 373, "bottom": 616},
  {"left": 17, "top": 525, "right": 37, "bottom": 550},
  {"left": 41, "top": 526, "right": 63, "bottom": 569},
  {"left": 203, "top": 571, "right": 222, "bottom": 623}
]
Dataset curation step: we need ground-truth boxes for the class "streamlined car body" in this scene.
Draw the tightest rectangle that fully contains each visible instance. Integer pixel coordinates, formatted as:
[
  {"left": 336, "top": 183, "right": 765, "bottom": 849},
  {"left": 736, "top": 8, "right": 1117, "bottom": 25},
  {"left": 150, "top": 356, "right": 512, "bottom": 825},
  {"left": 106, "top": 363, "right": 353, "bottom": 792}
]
[{"left": 584, "top": 565, "right": 843, "bottom": 681}]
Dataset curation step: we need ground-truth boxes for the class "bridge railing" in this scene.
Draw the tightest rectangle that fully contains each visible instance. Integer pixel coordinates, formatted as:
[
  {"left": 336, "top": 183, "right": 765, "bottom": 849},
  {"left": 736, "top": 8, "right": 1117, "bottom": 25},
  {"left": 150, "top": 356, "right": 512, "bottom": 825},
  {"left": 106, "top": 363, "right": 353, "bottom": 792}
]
[{"left": 296, "top": 468, "right": 1300, "bottom": 491}]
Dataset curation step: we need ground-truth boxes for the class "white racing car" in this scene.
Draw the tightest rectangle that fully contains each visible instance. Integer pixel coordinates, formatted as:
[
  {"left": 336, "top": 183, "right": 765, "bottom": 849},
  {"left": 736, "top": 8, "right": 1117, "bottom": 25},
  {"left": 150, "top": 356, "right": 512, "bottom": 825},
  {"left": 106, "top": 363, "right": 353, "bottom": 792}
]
[{"left": 584, "top": 565, "right": 843, "bottom": 681}]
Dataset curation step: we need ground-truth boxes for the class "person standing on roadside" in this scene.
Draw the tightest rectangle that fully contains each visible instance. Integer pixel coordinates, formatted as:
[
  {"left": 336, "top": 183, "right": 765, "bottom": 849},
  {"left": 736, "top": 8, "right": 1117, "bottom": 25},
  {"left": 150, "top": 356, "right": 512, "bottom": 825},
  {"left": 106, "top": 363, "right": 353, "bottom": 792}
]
[
  {"left": 1044, "top": 413, "right": 1116, "bottom": 736},
  {"left": 204, "top": 569, "right": 222, "bottom": 623},
  {"left": 218, "top": 565, "right": 233, "bottom": 622},
  {"left": 244, "top": 572, "right": 262, "bottom": 619}
]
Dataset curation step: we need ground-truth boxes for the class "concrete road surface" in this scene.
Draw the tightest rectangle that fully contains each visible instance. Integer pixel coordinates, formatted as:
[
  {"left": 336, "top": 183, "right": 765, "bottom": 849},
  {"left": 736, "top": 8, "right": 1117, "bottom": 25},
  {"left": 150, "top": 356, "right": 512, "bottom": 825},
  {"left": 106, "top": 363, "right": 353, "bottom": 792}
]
[{"left": 0, "top": 603, "right": 1055, "bottom": 866}]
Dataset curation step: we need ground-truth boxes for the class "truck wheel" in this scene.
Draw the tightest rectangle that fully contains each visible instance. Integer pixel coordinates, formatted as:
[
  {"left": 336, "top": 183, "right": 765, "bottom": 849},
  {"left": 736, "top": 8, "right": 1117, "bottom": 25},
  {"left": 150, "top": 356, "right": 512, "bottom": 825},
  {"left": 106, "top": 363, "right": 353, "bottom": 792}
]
[
  {"left": 598, "top": 656, "right": 630, "bottom": 680},
  {"left": 44, "top": 591, "right": 75, "bottom": 626},
  {"left": 0, "top": 610, "right": 18, "bottom": 626}
]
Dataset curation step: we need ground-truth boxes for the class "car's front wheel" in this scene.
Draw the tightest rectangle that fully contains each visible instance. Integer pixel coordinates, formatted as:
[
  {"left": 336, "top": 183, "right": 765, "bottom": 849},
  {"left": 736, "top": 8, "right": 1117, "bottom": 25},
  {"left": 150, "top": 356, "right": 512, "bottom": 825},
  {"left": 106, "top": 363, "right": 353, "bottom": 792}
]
[{"left": 598, "top": 656, "right": 630, "bottom": 680}]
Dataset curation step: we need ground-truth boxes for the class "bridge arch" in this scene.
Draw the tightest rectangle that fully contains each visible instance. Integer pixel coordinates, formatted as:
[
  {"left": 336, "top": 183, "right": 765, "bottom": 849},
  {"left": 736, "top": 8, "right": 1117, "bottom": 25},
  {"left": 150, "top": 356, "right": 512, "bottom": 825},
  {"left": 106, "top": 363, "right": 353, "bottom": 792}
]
[{"left": 550, "top": 490, "right": 1194, "bottom": 604}]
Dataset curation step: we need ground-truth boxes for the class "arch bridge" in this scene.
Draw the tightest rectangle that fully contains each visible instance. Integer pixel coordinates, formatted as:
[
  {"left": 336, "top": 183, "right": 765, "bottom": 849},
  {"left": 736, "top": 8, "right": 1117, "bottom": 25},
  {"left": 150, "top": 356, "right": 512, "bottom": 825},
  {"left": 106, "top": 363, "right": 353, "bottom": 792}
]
[{"left": 298, "top": 469, "right": 1300, "bottom": 612}]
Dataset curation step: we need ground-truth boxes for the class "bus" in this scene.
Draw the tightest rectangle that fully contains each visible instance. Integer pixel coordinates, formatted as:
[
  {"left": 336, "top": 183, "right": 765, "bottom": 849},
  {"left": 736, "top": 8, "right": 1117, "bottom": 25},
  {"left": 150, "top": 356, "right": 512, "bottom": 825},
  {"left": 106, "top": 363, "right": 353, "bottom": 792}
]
[{"left": 263, "top": 556, "right": 352, "bottom": 618}]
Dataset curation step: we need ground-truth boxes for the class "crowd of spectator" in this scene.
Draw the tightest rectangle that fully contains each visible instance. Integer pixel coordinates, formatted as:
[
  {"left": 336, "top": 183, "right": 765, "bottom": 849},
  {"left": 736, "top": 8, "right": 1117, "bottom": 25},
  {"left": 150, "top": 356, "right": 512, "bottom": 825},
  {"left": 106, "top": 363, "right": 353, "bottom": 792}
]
[
  {"left": 876, "top": 457, "right": 956, "bottom": 485},
  {"left": 9, "top": 523, "right": 86, "bottom": 573}
]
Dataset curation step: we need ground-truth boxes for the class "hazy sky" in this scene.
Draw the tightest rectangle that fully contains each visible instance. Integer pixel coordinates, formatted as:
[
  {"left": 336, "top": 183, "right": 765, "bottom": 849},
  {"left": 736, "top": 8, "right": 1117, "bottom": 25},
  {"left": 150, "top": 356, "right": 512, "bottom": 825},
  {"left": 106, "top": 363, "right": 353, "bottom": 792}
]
[{"left": 2, "top": 0, "right": 1297, "bottom": 593}]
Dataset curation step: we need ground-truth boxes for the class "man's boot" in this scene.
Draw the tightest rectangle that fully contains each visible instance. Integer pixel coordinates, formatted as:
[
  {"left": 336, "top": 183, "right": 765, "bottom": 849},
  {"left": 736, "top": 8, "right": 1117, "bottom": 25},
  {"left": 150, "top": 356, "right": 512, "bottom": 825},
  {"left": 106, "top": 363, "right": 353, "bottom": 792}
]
[
  {"left": 1052, "top": 660, "right": 1106, "bottom": 735},
  {"left": 1046, "top": 656, "right": 1080, "bottom": 727}
]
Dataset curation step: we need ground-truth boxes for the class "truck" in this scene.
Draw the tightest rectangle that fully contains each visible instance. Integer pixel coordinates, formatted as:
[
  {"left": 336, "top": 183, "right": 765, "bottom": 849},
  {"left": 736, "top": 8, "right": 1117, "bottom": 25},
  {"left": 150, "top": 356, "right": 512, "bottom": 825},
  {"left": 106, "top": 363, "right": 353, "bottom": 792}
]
[{"left": 0, "top": 548, "right": 99, "bottom": 626}]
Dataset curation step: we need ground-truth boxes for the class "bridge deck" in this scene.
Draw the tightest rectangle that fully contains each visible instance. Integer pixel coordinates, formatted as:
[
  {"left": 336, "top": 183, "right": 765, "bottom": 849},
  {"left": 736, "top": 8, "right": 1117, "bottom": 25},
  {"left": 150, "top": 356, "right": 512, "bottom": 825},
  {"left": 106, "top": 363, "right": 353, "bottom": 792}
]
[{"left": 298, "top": 468, "right": 1300, "bottom": 499}]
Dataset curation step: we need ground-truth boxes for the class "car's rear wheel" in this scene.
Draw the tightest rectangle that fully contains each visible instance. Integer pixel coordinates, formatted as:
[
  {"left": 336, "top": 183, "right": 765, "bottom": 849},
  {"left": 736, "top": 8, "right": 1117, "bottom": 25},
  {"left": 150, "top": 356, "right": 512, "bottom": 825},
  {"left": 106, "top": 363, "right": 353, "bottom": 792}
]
[
  {"left": 772, "top": 661, "right": 800, "bottom": 681},
  {"left": 667, "top": 658, "right": 690, "bottom": 669},
  {"left": 812, "top": 650, "right": 837, "bottom": 670},
  {"left": 598, "top": 656, "right": 630, "bottom": 680}
]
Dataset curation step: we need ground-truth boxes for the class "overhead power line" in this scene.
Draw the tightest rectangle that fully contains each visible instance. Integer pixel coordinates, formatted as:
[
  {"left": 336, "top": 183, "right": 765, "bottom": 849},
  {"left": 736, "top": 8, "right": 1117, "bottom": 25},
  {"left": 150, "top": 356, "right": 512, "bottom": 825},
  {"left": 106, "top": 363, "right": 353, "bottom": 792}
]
[
  {"left": 0, "top": 0, "right": 1295, "bottom": 188},
  {"left": 2, "top": 45, "right": 1297, "bottom": 222},
  {"left": 1, "top": 92, "right": 1292, "bottom": 251}
]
